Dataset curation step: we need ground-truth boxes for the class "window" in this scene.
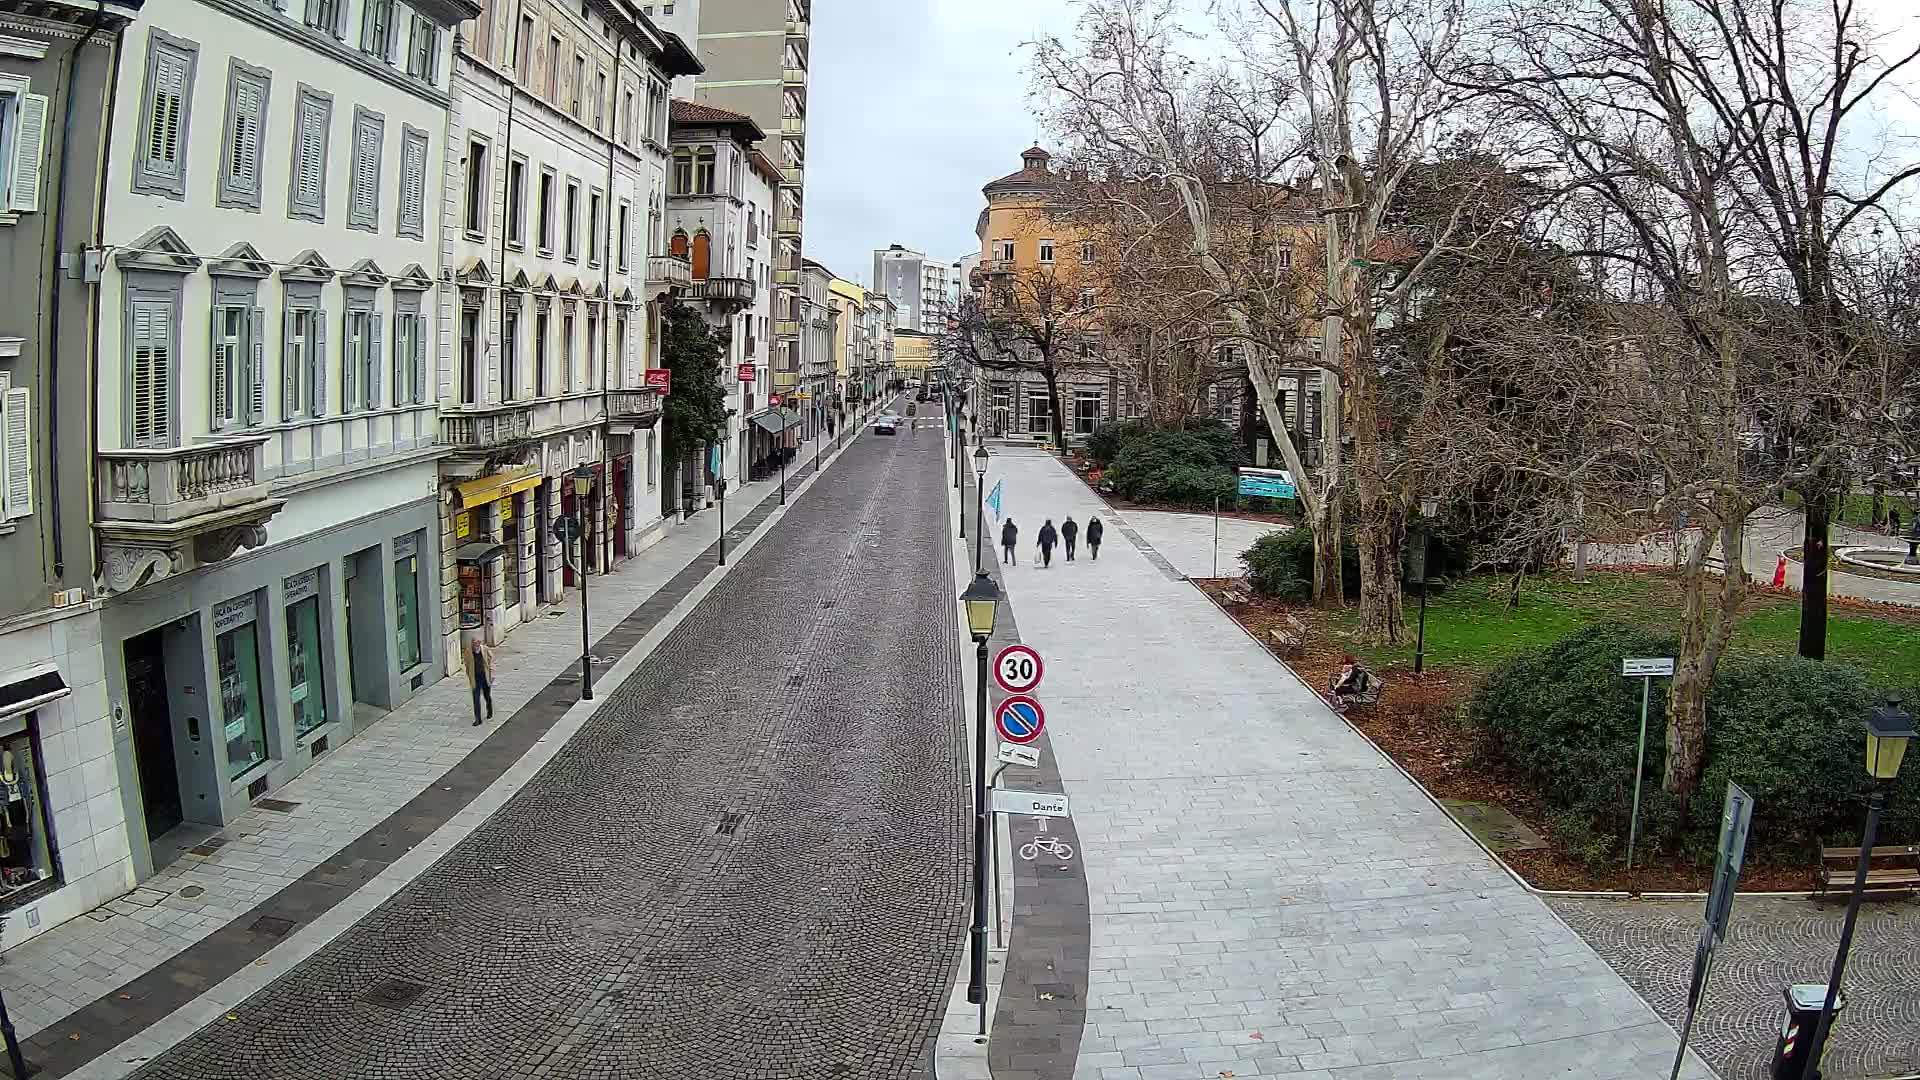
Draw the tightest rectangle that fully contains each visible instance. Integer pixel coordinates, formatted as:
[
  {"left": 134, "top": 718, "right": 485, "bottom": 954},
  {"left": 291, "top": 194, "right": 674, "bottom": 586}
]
[
  {"left": 1276, "top": 245, "right": 1293, "bottom": 270},
  {"left": 348, "top": 107, "right": 385, "bottom": 232},
  {"left": 500, "top": 301, "right": 520, "bottom": 401},
  {"left": 1026, "top": 389, "right": 1052, "bottom": 434},
  {"left": 693, "top": 147, "right": 715, "bottom": 193},
  {"left": 282, "top": 286, "right": 326, "bottom": 418},
  {"left": 394, "top": 541, "right": 421, "bottom": 670},
  {"left": 1079, "top": 288, "right": 1095, "bottom": 312},
  {"left": 216, "top": 61, "right": 269, "bottom": 210},
  {"left": 586, "top": 307, "right": 600, "bottom": 390},
  {"left": 1038, "top": 239, "right": 1055, "bottom": 264},
  {"left": 463, "top": 135, "right": 488, "bottom": 237},
  {"left": 459, "top": 307, "right": 479, "bottom": 404},
  {"left": 285, "top": 571, "right": 329, "bottom": 737},
  {"left": 0, "top": 369, "right": 31, "bottom": 521},
  {"left": 537, "top": 167, "right": 556, "bottom": 252},
  {"left": 392, "top": 299, "right": 426, "bottom": 405},
  {"left": 995, "top": 239, "right": 1014, "bottom": 261},
  {"left": 622, "top": 89, "right": 635, "bottom": 143},
  {"left": 1081, "top": 240, "right": 1095, "bottom": 263},
  {"left": 645, "top": 430, "right": 654, "bottom": 488},
  {"left": 126, "top": 289, "right": 177, "bottom": 446},
  {"left": 594, "top": 69, "right": 607, "bottom": 129},
  {"left": 342, "top": 297, "right": 381, "bottom": 412},
  {"left": 360, "top": 0, "right": 394, "bottom": 59},
  {"left": 571, "top": 53, "right": 585, "bottom": 116},
  {"left": 288, "top": 85, "right": 332, "bottom": 222},
  {"left": 133, "top": 31, "right": 196, "bottom": 199},
  {"left": 215, "top": 600, "right": 267, "bottom": 779},
  {"left": 304, "top": 0, "right": 343, "bottom": 37},
  {"left": 1075, "top": 389, "right": 1103, "bottom": 435},
  {"left": 0, "top": 714, "right": 57, "bottom": 901},
  {"left": 505, "top": 156, "right": 527, "bottom": 247},
  {"left": 616, "top": 202, "right": 630, "bottom": 271},
  {"left": 1, "top": 84, "right": 47, "bottom": 214},
  {"left": 407, "top": 16, "right": 440, "bottom": 82},
  {"left": 561, "top": 311, "right": 575, "bottom": 392},
  {"left": 545, "top": 35, "right": 561, "bottom": 99},
  {"left": 209, "top": 297, "right": 264, "bottom": 430},
  {"left": 670, "top": 149, "right": 692, "bottom": 194},
  {"left": 615, "top": 312, "right": 627, "bottom": 381},
  {"left": 516, "top": 14, "right": 535, "bottom": 82},
  {"left": 397, "top": 125, "right": 428, "bottom": 238},
  {"left": 587, "top": 189, "right": 602, "bottom": 266},
  {"left": 534, "top": 308, "right": 550, "bottom": 394},
  {"left": 564, "top": 178, "right": 580, "bottom": 261}
]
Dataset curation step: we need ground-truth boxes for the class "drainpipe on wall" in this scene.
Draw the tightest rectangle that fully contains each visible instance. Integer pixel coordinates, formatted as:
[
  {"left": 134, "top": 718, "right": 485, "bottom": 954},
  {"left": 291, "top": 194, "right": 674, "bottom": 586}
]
[{"left": 83, "top": 2, "right": 125, "bottom": 590}]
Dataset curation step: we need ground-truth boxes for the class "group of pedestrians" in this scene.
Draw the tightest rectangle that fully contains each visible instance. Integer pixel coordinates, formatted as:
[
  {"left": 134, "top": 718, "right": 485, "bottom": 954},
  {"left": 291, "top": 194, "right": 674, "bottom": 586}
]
[{"left": 999, "top": 515, "right": 1104, "bottom": 568}]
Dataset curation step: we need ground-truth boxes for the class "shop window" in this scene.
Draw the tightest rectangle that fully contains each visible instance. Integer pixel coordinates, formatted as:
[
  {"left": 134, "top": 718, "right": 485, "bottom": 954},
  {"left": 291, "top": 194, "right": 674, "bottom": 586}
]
[
  {"left": 395, "top": 536, "right": 422, "bottom": 670},
  {"left": 285, "top": 570, "right": 329, "bottom": 737},
  {"left": 0, "top": 719, "right": 55, "bottom": 901},
  {"left": 502, "top": 499, "right": 522, "bottom": 604},
  {"left": 215, "top": 599, "right": 268, "bottom": 779}
]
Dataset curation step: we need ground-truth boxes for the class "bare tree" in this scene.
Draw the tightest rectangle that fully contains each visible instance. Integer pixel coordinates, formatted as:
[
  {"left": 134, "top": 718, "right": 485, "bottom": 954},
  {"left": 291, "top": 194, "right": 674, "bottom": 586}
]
[{"left": 939, "top": 266, "right": 1101, "bottom": 443}]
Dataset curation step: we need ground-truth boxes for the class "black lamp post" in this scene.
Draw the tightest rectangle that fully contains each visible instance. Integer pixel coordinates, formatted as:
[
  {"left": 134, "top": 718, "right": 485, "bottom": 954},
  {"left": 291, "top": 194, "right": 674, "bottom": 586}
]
[
  {"left": 1414, "top": 494, "right": 1439, "bottom": 674},
  {"left": 1905, "top": 512, "right": 1919, "bottom": 566},
  {"left": 960, "top": 571, "right": 1001, "bottom": 1035},
  {"left": 0, "top": 984, "right": 27, "bottom": 1080},
  {"left": 1800, "top": 698, "right": 1913, "bottom": 1080},
  {"left": 777, "top": 408, "right": 788, "bottom": 506},
  {"left": 973, "top": 445, "right": 990, "bottom": 573},
  {"left": 719, "top": 411, "right": 735, "bottom": 566},
  {"left": 572, "top": 465, "right": 595, "bottom": 701}
]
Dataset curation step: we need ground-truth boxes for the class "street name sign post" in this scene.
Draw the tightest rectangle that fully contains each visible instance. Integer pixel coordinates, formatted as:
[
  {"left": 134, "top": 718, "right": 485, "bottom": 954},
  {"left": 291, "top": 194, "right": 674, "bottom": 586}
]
[
  {"left": 996, "top": 743, "right": 1040, "bottom": 768},
  {"left": 992, "top": 644, "right": 1044, "bottom": 694},
  {"left": 1622, "top": 656, "right": 1677, "bottom": 869},
  {"left": 990, "top": 789, "right": 1071, "bottom": 817}
]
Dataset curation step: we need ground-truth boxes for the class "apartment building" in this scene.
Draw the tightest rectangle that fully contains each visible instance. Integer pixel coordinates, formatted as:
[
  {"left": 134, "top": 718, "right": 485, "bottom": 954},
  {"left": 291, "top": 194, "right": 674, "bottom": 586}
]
[
  {"left": 441, "top": 0, "right": 697, "bottom": 656},
  {"left": 0, "top": 0, "right": 141, "bottom": 949},
  {"left": 692, "top": 0, "right": 807, "bottom": 419},
  {"left": 85, "top": 0, "right": 474, "bottom": 888},
  {"left": 873, "top": 244, "right": 949, "bottom": 335},
  {"left": 827, "top": 276, "right": 863, "bottom": 413},
  {"left": 664, "top": 98, "right": 779, "bottom": 491},
  {"left": 797, "top": 258, "right": 834, "bottom": 436}
]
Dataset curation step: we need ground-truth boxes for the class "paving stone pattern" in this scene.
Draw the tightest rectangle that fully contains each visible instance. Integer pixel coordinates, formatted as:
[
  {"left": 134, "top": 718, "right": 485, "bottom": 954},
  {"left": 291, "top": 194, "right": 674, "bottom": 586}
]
[
  {"left": 1551, "top": 895, "right": 1920, "bottom": 1079},
  {"left": 121, "top": 429, "right": 970, "bottom": 1079}
]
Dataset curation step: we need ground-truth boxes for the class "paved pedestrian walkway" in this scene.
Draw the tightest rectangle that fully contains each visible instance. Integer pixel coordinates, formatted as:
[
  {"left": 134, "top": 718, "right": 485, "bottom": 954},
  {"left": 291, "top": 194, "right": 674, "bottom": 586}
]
[
  {"left": 0, "top": 419, "right": 871, "bottom": 1045},
  {"left": 1119, "top": 510, "right": 1289, "bottom": 581},
  {"left": 983, "top": 447, "right": 1713, "bottom": 1080}
]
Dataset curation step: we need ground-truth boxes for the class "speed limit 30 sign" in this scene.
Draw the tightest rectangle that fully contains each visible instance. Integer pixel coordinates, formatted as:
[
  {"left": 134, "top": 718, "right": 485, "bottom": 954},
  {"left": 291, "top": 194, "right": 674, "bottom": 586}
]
[{"left": 992, "top": 644, "right": 1044, "bottom": 694}]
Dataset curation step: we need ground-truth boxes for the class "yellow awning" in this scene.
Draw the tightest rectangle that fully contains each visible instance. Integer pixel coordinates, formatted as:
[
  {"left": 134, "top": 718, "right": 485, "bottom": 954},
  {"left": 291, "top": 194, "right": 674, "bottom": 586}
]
[{"left": 453, "top": 467, "right": 542, "bottom": 509}]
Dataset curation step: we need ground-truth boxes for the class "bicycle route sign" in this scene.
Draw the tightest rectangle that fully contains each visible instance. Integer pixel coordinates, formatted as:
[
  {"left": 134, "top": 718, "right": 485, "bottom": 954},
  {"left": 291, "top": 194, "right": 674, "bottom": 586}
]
[
  {"left": 995, "top": 694, "right": 1045, "bottom": 744},
  {"left": 992, "top": 645, "right": 1044, "bottom": 694}
]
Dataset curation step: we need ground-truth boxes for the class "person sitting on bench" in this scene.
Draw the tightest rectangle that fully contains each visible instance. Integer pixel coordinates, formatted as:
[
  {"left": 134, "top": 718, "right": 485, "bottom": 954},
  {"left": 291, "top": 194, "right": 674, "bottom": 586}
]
[{"left": 1331, "top": 654, "right": 1375, "bottom": 708}]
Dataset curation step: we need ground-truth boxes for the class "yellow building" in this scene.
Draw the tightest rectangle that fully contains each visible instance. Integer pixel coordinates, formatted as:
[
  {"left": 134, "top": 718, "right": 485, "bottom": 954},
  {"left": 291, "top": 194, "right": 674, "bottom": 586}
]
[
  {"left": 829, "top": 277, "right": 866, "bottom": 408},
  {"left": 894, "top": 329, "right": 937, "bottom": 380}
]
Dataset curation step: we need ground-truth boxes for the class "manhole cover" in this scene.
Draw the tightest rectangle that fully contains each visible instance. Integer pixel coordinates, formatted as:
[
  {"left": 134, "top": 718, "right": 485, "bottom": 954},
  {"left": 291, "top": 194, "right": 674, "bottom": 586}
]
[
  {"left": 248, "top": 915, "right": 298, "bottom": 938},
  {"left": 787, "top": 675, "right": 803, "bottom": 688},
  {"left": 179, "top": 886, "right": 206, "bottom": 900},
  {"left": 362, "top": 978, "right": 429, "bottom": 1010},
  {"left": 715, "top": 812, "right": 746, "bottom": 837}
]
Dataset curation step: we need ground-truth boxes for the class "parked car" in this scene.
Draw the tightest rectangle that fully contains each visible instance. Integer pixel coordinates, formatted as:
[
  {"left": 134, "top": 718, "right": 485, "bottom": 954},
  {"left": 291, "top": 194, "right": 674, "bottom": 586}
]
[{"left": 873, "top": 415, "right": 899, "bottom": 435}]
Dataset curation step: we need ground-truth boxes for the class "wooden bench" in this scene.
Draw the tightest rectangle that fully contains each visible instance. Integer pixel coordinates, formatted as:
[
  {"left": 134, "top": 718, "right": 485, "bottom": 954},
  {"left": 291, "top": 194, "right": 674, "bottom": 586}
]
[
  {"left": 1814, "top": 844, "right": 1920, "bottom": 901},
  {"left": 1325, "top": 669, "right": 1386, "bottom": 713},
  {"left": 1270, "top": 615, "right": 1310, "bottom": 658}
]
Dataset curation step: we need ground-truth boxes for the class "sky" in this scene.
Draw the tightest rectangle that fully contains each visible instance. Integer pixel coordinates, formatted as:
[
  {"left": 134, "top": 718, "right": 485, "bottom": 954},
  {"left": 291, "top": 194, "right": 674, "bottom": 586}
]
[{"left": 798, "top": 0, "right": 1920, "bottom": 291}]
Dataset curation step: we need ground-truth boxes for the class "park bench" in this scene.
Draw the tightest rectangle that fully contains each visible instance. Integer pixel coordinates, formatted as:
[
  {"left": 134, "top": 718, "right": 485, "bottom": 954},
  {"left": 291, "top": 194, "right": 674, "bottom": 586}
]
[
  {"left": 1325, "top": 668, "right": 1386, "bottom": 713},
  {"left": 1813, "top": 844, "right": 1920, "bottom": 901},
  {"left": 1269, "top": 615, "right": 1310, "bottom": 659}
]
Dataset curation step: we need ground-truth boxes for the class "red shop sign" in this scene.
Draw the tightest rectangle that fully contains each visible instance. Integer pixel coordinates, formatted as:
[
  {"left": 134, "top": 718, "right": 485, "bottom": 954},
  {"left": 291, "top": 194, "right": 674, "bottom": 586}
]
[{"left": 644, "top": 369, "right": 672, "bottom": 393}]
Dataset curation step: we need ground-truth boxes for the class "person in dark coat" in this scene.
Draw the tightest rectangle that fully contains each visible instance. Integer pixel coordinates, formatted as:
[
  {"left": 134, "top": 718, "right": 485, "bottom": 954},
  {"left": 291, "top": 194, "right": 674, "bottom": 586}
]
[
  {"left": 1086, "top": 516, "right": 1104, "bottom": 560},
  {"left": 1001, "top": 518, "right": 1018, "bottom": 565},
  {"left": 1037, "top": 519, "right": 1058, "bottom": 568},
  {"left": 1061, "top": 516, "right": 1079, "bottom": 561}
]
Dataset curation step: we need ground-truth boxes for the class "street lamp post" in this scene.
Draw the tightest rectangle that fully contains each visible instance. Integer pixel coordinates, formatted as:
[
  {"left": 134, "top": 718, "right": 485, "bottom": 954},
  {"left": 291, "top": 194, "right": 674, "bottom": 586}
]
[
  {"left": 572, "top": 465, "right": 595, "bottom": 701},
  {"left": 0, "top": 984, "right": 28, "bottom": 1080},
  {"left": 1414, "top": 495, "right": 1439, "bottom": 674},
  {"left": 960, "top": 572, "right": 1001, "bottom": 1036},
  {"left": 777, "top": 410, "right": 788, "bottom": 505},
  {"left": 1905, "top": 513, "right": 1919, "bottom": 566},
  {"left": 973, "top": 445, "right": 990, "bottom": 573},
  {"left": 1800, "top": 699, "right": 1913, "bottom": 1080}
]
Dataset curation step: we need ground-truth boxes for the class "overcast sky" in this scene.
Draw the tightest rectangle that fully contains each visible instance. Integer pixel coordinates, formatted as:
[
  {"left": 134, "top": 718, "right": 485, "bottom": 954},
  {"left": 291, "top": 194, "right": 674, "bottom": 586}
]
[{"left": 799, "top": 0, "right": 1920, "bottom": 290}]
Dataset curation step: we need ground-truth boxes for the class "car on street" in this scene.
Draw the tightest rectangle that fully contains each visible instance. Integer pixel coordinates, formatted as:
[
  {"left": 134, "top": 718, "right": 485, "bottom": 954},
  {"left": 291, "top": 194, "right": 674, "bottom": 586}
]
[{"left": 873, "top": 415, "right": 899, "bottom": 435}]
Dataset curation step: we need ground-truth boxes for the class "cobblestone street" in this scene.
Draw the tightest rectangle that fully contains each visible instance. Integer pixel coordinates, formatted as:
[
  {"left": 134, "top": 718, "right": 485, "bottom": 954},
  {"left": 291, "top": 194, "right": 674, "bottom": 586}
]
[
  {"left": 118, "top": 424, "right": 969, "bottom": 1079},
  {"left": 1552, "top": 895, "right": 1920, "bottom": 1080}
]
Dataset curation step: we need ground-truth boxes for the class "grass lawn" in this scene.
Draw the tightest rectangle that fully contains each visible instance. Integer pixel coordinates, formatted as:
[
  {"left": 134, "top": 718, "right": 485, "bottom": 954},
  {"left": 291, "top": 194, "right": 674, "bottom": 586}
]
[
  {"left": 1781, "top": 488, "right": 1918, "bottom": 529},
  {"left": 1324, "top": 570, "right": 1920, "bottom": 685}
]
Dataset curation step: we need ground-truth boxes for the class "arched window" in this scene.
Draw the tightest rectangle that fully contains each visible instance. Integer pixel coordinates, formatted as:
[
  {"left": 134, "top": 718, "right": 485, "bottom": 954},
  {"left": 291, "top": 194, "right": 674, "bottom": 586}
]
[
  {"left": 671, "top": 149, "right": 693, "bottom": 194},
  {"left": 691, "top": 230, "right": 711, "bottom": 280},
  {"left": 669, "top": 230, "right": 689, "bottom": 258},
  {"left": 693, "top": 148, "right": 716, "bottom": 194}
]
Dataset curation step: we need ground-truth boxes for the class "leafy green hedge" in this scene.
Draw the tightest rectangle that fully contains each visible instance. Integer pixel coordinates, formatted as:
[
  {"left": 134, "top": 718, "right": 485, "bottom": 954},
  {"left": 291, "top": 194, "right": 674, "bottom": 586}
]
[
  {"left": 1103, "top": 426, "right": 1239, "bottom": 508},
  {"left": 1087, "top": 420, "right": 1151, "bottom": 467},
  {"left": 1241, "top": 526, "right": 1360, "bottom": 600},
  {"left": 1465, "top": 622, "right": 1920, "bottom": 861}
]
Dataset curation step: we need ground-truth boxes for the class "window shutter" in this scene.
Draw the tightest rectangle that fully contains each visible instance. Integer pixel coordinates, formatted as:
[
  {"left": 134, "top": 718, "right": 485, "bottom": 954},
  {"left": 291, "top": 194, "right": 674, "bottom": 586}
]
[
  {"left": 412, "top": 315, "right": 427, "bottom": 404},
  {"left": 2, "top": 384, "right": 28, "bottom": 520},
  {"left": 149, "top": 52, "right": 188, "bottom": 177},
  {"left": 283, "top": 308, "right": 301, "bottom": 416},
  {"left": 368, "top": 312, "right": 383, "bottom": 408},
  {"left": 311, "top": 312, "right": 328, "bottom": 416},
  {"left": 9, "top": 94, "right": 48, "bottom": 212},
  {"left": 400, "top": 134, "right": 425, "bottom": 233},
  {"left": 353, "top": 121, "right": 378, "bottom": 222},
  {"left": 129, "top": 300, "right": 172, "bottom": 447},
  {"left": 248, "top": 307, "right": 266, "bottom": 424},
  {"left": 231, "top": 81, "right": 262, "bottom": 191},
  {"left": 210, "top": 307, "right": 231, "bottom": 429},
  {"left": 342, "top": 315, "right": 358, "bottom": 410},
  {"left": 298, "top": 98, "right": 325, "bottom": 206},
  {"left": 392, "top": 314, "right": 407, "bottom": 405}
]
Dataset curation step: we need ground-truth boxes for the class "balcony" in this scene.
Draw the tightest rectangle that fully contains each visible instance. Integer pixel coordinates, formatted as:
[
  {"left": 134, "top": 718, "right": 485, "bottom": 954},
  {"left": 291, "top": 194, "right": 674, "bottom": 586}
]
[
  {"left": 774, "top": 268, "right": 799, "bottom": 287},
  {"left": 777, "top": 214, "right": 802, "bottom": 236},
  {"left": 786, "top": 18, "right": 807, "bottom": 37},
  {"left": 646, "top": 253, "right": 693, "bottom": 302},
  {"left": 775, "top": 319, "right": 801, "bottom": 338},
  {"left": 779, "top": 163, "right": 803, "bottom": 187},
  {"left": 607, "top": 389, "right": 664, "bottom": 428},
  {"left": 782, "top": 116, "right": 805, "bottom": 137},
  {"left": 95, "top": 437, "right": 285, "bottom": 593},
  {"left": 782, "top": 65, "right": 807, "bottom": 86},
  {"left": 983, "top": 258, "right": 1017, "bottom": 277},
  {"left": 440, "top": 406, "right": 535, "bottom": 450},
  {"left": 694, "top": 275, "right": 756, "bottom": 310},
  {"left": 772, "top": 370, "right": 800, "bottom": 390}
]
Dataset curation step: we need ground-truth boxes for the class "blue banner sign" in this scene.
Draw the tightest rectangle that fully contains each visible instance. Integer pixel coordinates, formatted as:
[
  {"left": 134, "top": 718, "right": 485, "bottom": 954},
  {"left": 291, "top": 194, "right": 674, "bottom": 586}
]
[{"left": 1237, "top": 467, "right": 1296, "bottom": 500}]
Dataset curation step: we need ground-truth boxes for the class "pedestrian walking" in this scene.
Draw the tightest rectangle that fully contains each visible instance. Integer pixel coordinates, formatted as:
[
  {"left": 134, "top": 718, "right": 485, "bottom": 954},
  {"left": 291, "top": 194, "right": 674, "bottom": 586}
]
[
  {"left": 463, "top": 636, "right": 495, "bottom": 727},
  {"left": 1001, "top": 518, "right": 1019, "bottom": 565},
  {"left": 1061, "top": 516, "right": 1079, "bottom": 561},
  {"left": 1038, "top": 519, "right": 1058, "bottom": 568},
  {"left": 1086, "top": 516, "right": 1104, "bottom": 560}
]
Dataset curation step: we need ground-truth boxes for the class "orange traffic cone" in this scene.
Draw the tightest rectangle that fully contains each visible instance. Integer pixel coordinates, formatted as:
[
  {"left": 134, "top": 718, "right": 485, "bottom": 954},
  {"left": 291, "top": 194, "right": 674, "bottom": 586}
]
[{"left": 1772, "top": 554, "right": 1788, "bottom": 589}]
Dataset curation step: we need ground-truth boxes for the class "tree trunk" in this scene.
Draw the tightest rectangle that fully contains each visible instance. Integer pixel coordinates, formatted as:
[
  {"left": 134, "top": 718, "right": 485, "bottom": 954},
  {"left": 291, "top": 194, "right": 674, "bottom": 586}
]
[
  {"left": 1312, "top": 513, "right": 1343, "bottom": 611},
  {"left": 1042, "top": 368, "right": 1065, "bottom": 449},
  {"left": 1663, "top": 513, "right": 1747, "bottom": 801},
  {"left": 1799, "top": 480, "right": 1830, "bottom": 660},
  {"left": 1356, "top": 510, "right": 1406, "bottom": 644}
]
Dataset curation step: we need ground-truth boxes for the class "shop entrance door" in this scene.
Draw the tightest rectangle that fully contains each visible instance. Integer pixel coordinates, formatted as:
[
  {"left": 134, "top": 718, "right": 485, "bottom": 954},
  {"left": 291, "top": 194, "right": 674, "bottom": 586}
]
[
  {"left": 612, "top": 461, "right": 629, "bottom": 560},
  {"left": 533, "top": 484, "right": 551, "bottom": 605},
  {"left": 124, "top": 629, "right": 182, "bottom": 841},
  {"left": 560, "top": 488, "right": 577, "bottom": 587}
]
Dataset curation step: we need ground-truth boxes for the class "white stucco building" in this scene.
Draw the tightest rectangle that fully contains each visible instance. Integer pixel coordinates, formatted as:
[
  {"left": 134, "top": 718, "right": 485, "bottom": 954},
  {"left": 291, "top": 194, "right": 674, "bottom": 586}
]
[
  {"left": 90, "top": 0, "right": 475, "bottom": 886},
  {"left": 438, "top": 0, "right": 697, "bottom": 658}
]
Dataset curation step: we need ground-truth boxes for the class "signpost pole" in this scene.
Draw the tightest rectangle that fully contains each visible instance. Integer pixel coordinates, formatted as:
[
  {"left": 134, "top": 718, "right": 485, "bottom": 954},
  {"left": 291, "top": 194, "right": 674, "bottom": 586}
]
[
  {"left": 778, "top": 413, "right": 788, "bottom": 505},
  {"left": 577, "top": 529, "right": 593, "bottom": 702},
  {"left": 1628, "top": 674, "right": 1650, "bottom": 869},
  {"left": 1213, "top": 496, "right": 1220, "bottom": 578},
  {"left": 717, "top": 478, "right": 727, "bottom": 566},
  {"left": 991, "top": 808, "right": 1002, "bottom": 948}
]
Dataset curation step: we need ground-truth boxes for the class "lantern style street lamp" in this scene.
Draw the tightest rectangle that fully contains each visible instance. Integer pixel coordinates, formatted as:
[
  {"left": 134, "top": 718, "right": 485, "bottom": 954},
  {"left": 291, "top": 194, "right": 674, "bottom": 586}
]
[
  {"left": 1800, "top": 699, "right": 1914, "bottom": 1080},
  {"left": 959, "top": 571, "right": 1000, "bottom": 1035},
  {"left": 1413, "top": 495, "right": 1440, "bottom": 674},
  {"left": 973, "top": 445, "right": 991, "bottom": 573},
  {"left": 572, "top": 465, "right": 595, "bottom": 701}
]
